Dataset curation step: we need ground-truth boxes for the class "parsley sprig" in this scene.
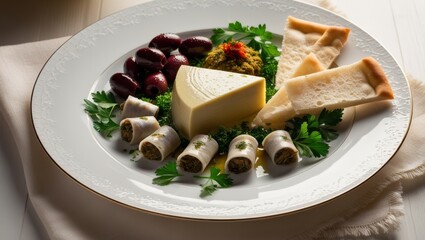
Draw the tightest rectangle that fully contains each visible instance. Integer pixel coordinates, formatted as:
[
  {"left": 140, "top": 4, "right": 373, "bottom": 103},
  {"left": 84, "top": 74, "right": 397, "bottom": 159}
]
[
  {"left": 152, "top": 161, "right": 233, "bottom": 198},
  {"left": 317, "top": 108, "right": 345, "bottom": 141},
  {"left": 195, "top": 167, "right": 233, "bottom": 198},
  {"left": 152, "top": 161, "right": 182, "bottom": 186},
  {"left": 84, "top": 91, "right": 119, "bottom": 137},
  {"left": 210, "top": 21, "right": 280, "bottom": 61},
  {"left": 292, "top": 122, "right": 329, "bottom": 158},
  {"left": 287, "top": 109, "right": 344, "bottom": 158}
]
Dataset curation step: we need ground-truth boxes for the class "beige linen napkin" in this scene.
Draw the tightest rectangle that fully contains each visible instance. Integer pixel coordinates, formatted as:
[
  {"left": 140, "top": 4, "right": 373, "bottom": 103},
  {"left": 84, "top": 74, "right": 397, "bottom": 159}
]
[{"left": 1, "top": 6, "right": 425, "bottom": 240}]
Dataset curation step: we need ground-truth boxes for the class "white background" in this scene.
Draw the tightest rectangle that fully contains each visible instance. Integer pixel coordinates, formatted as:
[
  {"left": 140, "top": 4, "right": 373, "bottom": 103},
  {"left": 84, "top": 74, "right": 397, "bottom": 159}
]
[{"left": 1, "top": 0, "right": 424, "bottom": 239}]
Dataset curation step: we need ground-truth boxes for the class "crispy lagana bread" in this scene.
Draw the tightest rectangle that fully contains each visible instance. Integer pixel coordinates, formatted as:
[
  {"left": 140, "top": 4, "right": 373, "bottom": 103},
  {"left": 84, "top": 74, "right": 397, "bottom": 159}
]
[
  {"left": 252, "top": 16, "right": 350, "bottom": 128},
  {"left": 285, "top": 57, "right": 394, "bottom": 115},
  {"left": 275, "top": 16, "right": 350, "bottom": 89},
  {"left": 252, "top": 53, "right": 324, "bottom": 129},
  {"left": 291, "top": 52, "right": 325, "bottom": 77}
]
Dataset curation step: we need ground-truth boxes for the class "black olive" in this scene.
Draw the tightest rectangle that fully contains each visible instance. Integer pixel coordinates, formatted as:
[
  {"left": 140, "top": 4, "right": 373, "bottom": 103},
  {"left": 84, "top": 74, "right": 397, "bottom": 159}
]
[
  {"left": 179, "top": 36, "right": 213, "bottom": 58},
  {"left": 135, "top": 47, "right": 167, "bottom": 71},
  {"left": 109, "top": 73, "right": 141, "bottom": 99},
  {"left": 149, "top": 33, "right": 182, "bottom": 56}
]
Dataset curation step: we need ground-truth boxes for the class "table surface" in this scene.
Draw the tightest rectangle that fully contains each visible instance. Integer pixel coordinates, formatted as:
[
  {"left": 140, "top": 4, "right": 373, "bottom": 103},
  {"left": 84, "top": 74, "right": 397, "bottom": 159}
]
[{"left": 1, "top": 0, "right": 424, "bottom": 239}]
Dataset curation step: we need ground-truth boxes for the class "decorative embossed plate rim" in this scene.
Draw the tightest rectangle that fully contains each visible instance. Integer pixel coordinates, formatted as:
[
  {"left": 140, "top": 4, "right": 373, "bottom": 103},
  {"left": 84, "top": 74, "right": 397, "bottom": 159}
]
[{"left": 31, "top": 0, "right": 411, "bottom": 220}]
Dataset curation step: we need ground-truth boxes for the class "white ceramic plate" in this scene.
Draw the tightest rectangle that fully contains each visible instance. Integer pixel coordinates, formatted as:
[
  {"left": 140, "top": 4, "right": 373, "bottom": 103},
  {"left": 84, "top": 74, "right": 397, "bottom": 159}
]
[{"left": 31, "top": 0, "right": 411, "bottom": 220}]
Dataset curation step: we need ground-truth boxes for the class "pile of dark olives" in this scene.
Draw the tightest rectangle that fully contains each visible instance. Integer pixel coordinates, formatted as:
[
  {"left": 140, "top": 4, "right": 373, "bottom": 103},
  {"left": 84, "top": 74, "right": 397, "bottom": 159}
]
[{"left": 110, "top": 33, "right": 213, "bottom": 99}]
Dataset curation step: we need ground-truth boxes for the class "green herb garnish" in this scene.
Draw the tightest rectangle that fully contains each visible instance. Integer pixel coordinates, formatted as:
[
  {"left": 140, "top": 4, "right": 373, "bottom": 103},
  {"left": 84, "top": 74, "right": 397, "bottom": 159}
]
[
  {"left": 288, "top": 108, "right": 344, "bottom": 142},
  {"left": 83, "top": 91, "right": 119, "bottom": 137},
  {"left": 287, "top": 108, "right": 344, "bottom": 158},
  {"left": 211, "top": 122, "right": 273, "bottom": 154},
  {"left": 193, "top": 140, "right": 205, "bottom": 149},
  {"left": 261, "top": 57, "right": 279, "bottom": 101},
  {"left": 189, "top": 57, "right": 205, "bottom": 67},
  {"left": 141, "top": 90, "right": 173, "bottom": 126},
  {"left": 152, "top": 161, "right": 182, "bottom": 186},
  {"left": 154, "top": 90, "right": 173, "bottom": 126},
  {"left": 151, "top": 133, "right": 166, "bottom": 138},
  {"left": 212, "top": 126, "right": 243, "bottom": 154},
  {"left": 317, "top": 108, "right": 344, "bottom": 141},
  {"left": 210, "top": 21, "right": 280, "bottom": 61},
  {"left": 235, "top": 141, "right": 248, "bottom": 150},
  {"left": 292, "top": 122, "right": 329, "bottom": 158},
  {"left": 261, "top": 57, "right": 278, "bottom": 84},
  {"left": 195, "top": 167, "right": 233, "bottom": 198},
  {"left": 152, "top": 163, "right": 232, "bottom": 198},
  {"left": 129, "top": 149, "right": 140, "bottom": 161}
]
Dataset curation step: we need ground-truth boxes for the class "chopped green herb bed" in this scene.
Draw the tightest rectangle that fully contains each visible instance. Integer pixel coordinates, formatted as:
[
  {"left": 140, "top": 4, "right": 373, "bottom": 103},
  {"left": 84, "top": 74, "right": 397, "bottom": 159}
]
[
  {"left": 261, "top": 58, "right": 279, "bottom": 101},
  {"left": 153, "top": 90, "right": 173, "bottom": 126},
  {"left": 211, "top": 122, "right": 272, "bottom": 154},
  {"left": 139, "top": 90, "right": 173, "bottom": 126}
]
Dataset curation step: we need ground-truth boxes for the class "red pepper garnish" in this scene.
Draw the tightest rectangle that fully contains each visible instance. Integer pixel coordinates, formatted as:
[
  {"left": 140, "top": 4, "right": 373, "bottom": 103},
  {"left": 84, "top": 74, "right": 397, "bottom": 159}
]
[{"left": 220, "top": 40, "right": 247, "bottom": 59}]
